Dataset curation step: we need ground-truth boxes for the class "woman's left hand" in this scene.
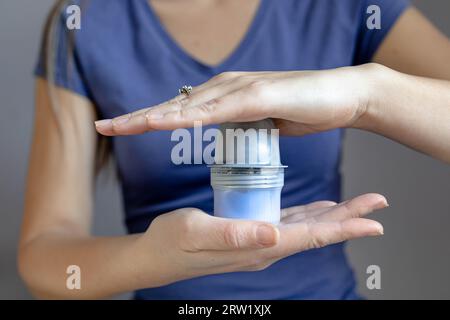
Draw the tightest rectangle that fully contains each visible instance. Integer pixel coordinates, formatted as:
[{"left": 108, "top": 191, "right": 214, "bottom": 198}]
[{"left": 95, "top": 64, "right": 379, "bottom": 136}]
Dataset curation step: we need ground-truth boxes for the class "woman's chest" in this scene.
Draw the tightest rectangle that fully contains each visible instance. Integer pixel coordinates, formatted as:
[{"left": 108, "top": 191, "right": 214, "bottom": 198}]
[{"left": 77, "top": 0, "right": 355, "bottom": 188}]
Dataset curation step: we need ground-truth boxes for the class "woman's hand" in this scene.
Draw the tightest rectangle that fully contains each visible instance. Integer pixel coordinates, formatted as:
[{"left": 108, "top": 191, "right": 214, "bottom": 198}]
[
  {"left": 129, "top": 193, "right": 387, "bottom": 289},
  {"left": 95, "top": 64, "right": 376, "bottom": 136},
  {"left": 94, "top": 62, "right": 450, "bottom": 162}
]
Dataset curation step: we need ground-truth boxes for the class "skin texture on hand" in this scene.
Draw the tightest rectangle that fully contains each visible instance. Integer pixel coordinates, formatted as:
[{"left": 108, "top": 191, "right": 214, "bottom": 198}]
[
  {"left": 127, "top": 193, "right": 387, "bottom": 289},
  {"left": 95, "top": 65, "right": 371, "bottom": 137}
]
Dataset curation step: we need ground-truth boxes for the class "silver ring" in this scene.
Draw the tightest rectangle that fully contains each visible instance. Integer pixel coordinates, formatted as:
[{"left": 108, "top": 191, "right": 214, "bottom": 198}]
[{"left": 178, "top": 85, "right": 193, "bottom": 96}]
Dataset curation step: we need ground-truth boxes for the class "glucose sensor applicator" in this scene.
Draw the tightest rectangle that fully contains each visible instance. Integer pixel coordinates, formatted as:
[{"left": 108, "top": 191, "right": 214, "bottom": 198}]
[{"left": 210, "top": 119, "right": 286, "bottom": 224}]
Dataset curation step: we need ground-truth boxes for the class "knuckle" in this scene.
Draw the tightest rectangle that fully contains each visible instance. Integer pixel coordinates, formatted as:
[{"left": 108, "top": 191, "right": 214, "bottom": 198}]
[
  {"left": 143, "top": 111, "right": 153, "bottom": 129},
  {"left": 198, "top": 100, "right": 217, "bottom": 114},
  {"left": 148, "top": 214, "right": 164, "bottom": 231},
  {"left": 169, "top": 96, "right": 188, "bottom": 109},
  {"left": 130, "top": 110, "right": 140, "bottom": 118},
  {"left": 176, "top": 108, "right": 185, "bottom": 120},
  {"left": 235, "top": 74, "right": 253, "bottom": 84},
  {"left": 110, "top": 122, "right": 118, "bottom": 134},
  {"left": 178, "top": 209, "right": 199, "bottom": 234},
  {"left": 175, "top": 108, "right": 193, "bottom": 122},
  {"left": 305, "top": 224, "right": 327, "bottom": 249},
  {"left": 245, "top": 80, "right": 269, "bottom": 97},
  {"left": 177, "top": 210, "right": 202, "bottom": 251},
  {"left": 215, "top": 71, "right": 237, "bottom": 81},
  {"left": 308, "top": 235, "right": 327, "bottom": 249},
  {"left": 111, "top": 114, "right": 130, "bottom": 132}
]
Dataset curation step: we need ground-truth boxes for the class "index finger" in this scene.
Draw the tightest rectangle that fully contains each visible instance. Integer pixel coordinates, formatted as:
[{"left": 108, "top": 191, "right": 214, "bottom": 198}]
[
  {"left": 95, "top": 84, "right": 269, "bottom": 136},
  {"left": 93, "top": 95, "right": 185, "bottom": 136}
]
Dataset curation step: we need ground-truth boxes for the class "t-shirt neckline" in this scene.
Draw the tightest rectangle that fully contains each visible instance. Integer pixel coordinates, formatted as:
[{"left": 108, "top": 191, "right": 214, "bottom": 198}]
[{"left": 139, "top": 0, "right": 270, "bottom": 74}]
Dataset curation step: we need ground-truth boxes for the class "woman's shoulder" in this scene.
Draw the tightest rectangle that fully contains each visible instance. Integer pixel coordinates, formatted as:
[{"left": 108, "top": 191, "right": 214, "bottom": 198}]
[
  {"left": 272, "top": 0, "right": 408, "bottom": 22},
  {"left": 272, "top": 0, "right": 364, "bottom": 15},
  {"left": 78, "top": 0, "right": 137, "bottom": 33}
]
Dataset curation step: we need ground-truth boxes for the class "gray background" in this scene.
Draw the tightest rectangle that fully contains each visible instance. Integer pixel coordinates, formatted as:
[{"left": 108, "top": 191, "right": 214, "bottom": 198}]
[{"left": 0, "top": 0, "right": 449, "bottom": 299}]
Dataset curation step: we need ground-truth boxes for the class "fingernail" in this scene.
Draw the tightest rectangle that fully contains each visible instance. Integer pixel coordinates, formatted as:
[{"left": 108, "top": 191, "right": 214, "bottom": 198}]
[
  {"left": 256, "top": 224, "right": 278, "bottom": 246},
  {"left": 374, "top": 198, "right": 389, "bottom": 210},
  {"left": 95, "top": 119, "right": 112, "bottom": 128},
  {"left": 113, "top": 114, "right": 131, "bottom": 125},
  {"left": 374, "top": 225, "right": 384, "bottom": 235}
]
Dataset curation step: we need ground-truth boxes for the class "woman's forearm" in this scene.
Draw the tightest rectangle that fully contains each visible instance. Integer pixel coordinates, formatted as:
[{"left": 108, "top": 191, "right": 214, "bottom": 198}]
[
  {"left": 354, "top": 64, "right": 450, "bottom": 163},
  {"left": 18, "top": 232, "right": 147, "bottom": 299}
]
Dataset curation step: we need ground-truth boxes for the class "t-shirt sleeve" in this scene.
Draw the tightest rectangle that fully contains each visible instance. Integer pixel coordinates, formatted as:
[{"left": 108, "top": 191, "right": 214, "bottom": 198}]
[
  {"left": 34, "top": 7, "right": 92, "bottom": 100},
  {"left": 353, "top": 0, "right": 410, "bottom": 64}
]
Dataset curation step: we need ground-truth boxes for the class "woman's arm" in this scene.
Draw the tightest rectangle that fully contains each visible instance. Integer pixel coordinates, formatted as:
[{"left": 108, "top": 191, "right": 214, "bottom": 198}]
[
  {"left": 21, "top": 80, "right": 386, "bottom": 298},
  {"left": 354, "top": 64, "right": 450, "bottom": 163},
  {"left": 363, "top": 7, "right": 450, "bottom": 162},
  {"left": 18, "top": 79, "right": 144, "bottom": 298},
  {"left": 95, "top": 9, "right": 450, "bottom": 163},
  {"left": 373, "top": 7, "right": 450, "bottom": 79}
]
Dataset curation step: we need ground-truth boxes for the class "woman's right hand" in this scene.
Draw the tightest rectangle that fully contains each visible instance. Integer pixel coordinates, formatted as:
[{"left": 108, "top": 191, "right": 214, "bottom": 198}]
[{"left": 130, "top": 193, "right": 387, "bottom": 289}]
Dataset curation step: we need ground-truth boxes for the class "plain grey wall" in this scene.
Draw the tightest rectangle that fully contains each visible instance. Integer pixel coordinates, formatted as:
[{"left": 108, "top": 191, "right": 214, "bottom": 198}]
[{"left": 0, "top": 0, "right": 449, "bottom": 299}]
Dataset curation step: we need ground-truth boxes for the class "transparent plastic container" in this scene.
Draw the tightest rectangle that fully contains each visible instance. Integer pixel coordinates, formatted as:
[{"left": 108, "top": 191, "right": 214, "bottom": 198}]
[
  {"left": 210, "top": 120, "right": 286, "bottom": 224},
  {"left": 211, "top": 166, "right": 284, "bottom": 224}
]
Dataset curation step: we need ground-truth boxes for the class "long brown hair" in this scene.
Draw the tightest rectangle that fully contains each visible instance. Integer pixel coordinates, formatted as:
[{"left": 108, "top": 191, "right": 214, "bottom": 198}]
[{"left": 42, "top": 0, "right": 110, "bottom": 173}]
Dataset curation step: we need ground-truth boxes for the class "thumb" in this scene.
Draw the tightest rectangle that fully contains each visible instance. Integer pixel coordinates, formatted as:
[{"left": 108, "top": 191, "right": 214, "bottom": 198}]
[{"left": 193, "top": 215, "right": 280, "bottom": 251}]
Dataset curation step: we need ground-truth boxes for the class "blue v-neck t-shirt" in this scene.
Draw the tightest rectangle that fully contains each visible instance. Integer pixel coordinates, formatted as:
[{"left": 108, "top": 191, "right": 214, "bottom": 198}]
[{"left": 35, "top": 0, "right": 409, "bottom": 299}]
